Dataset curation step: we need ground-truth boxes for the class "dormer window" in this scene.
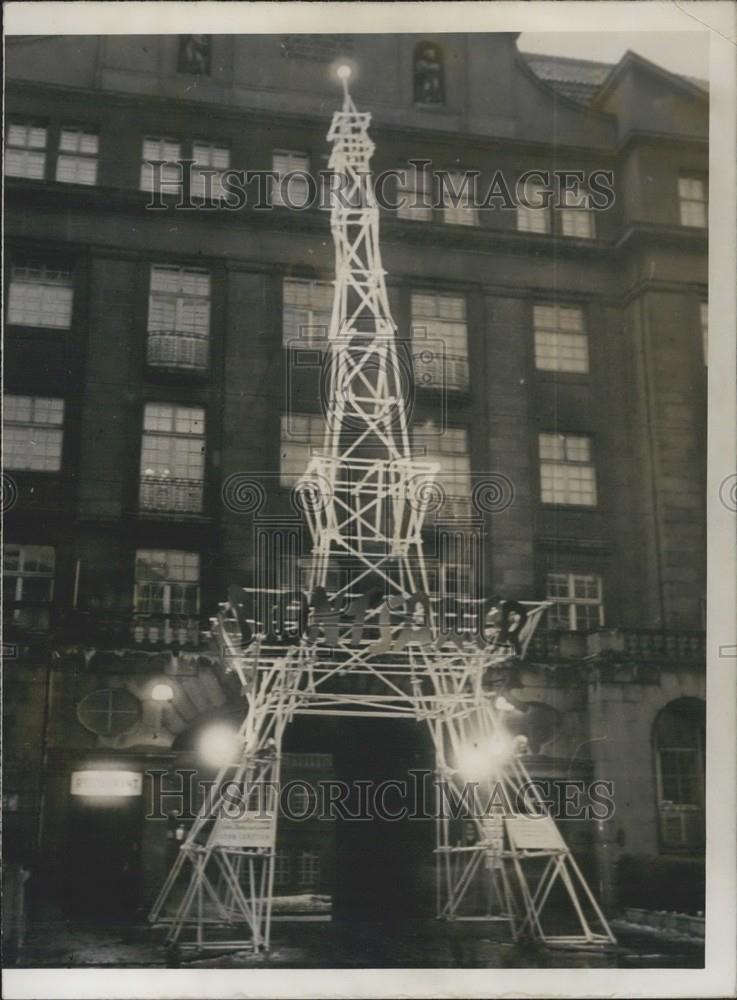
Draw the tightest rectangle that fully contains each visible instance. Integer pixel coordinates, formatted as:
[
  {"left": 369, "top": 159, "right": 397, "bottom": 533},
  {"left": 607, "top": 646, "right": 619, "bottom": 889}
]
[
  {"left": 414, "top": 42, "right": 445, "bottom": 105},
  {"left": 178, "top": 35, "right": 211, "bottom": 76}
]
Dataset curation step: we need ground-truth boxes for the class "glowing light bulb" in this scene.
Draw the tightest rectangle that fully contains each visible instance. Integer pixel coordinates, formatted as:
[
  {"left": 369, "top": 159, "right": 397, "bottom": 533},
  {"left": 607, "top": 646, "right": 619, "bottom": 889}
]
[
  {"left": 336, "top": 64, "right": 352, "bottom": 81},
  {"left": 151, "top": 682, "right": 174, "bottom": 703},
  {"left": 456, "top": 732, "right": 514, "bottom": 782},
  {"left": 198, "top": 723, "right": 240, "bottom": 768}
]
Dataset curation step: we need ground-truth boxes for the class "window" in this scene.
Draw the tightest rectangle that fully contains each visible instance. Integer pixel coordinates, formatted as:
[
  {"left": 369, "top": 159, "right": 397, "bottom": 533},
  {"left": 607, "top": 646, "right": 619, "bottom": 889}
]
[
  {"left": 539, "top": 433, "right": 597, "bottom": 506},
  {"left": 654, "top": 699, "right": 705, "bottom": 850},
  {"left": 546, "top": 573, "right": 603, "bottom": 631},
  {"left": 7, "top": 263, "right": 73, "bottom": 329},
  {"left": 411, "top": 293, "right": 469, "bottom": 390},
  {"left": 77, "top": 688, "right": 141, "bottom": 738},
  {"left": 274, "top": 848, "right": 291, "bottom": 888},
  {"left": 272, "top": 150, "right": 311, "bottom": 208},
  {"left": 298, "top": 850, "right": 320, "bottom": 888},
  {"left": 5, "top": 122, "right": 46, "bottom": 179},
  {"left": 280, "top": 414, "right": 325, "bottom": 486},
  {"left": 700, "top": 302, "right": 708, "bottom": 365},
  {"left": 191, "top": 140, "right": 230, "bottom": 201},
  {"left": 396, "top": 169, "right": 433, "bottom": 222},
  {"left": 140, "top": 137, "right": 182, "bottom": 196},
  {"left": 3, "top": 544, "right": 55, "bottom": 631},
  {"left": 140, "top": 404, "right": 205, "bottom": 513},
  {"left": 412, "top": 421, "right": 471, "bottom": 517},
  {"left": 414, "top": 41, "right": 445, "bottom": 105},
  {"left": 678, "top": 176, "right": 707, "bottom": 228},
  {"left": 285, "top": 783, "right": 312, "bottom": 815},
  {"left": 134, "top": 549, "right": 200, "bottom": 615},
  {"left": 559, "top": 182, "right": 595, "bottom": 239},
  {"left": 56, "top": 127, "right": 98, "bottom": 185},
  {"left": 534, "top": 305, "right": 589, "bottom": 374},
  {"left": 4, "top": 396, "right": 64, "bottom": 471},
  {"left": 283, "top": 279, "right": 332, "bottom": 348},
  {"left": 517, "top": 183, "right": 551, "bottom": 234},
  {"left": 147, "top": 266, "right": 210, "bottom": 371},
  {"left": 4, "top": 544, "right": 55, "bottom": 603},
  {"left": 442, "top": 172, "right": 477, "bottom": 227},
  {"left": 178, "top": 35, "right": 211, "bottom": 75}
]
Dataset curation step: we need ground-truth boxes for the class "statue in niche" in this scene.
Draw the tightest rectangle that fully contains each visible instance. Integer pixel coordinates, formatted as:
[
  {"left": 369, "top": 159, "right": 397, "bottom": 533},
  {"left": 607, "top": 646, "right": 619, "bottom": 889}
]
[
  {"left": 178, "top": 35, "right": 211, "bottom": 76},
  {"left": 414, "top": 41, "right": 445, "bottom": 105}
]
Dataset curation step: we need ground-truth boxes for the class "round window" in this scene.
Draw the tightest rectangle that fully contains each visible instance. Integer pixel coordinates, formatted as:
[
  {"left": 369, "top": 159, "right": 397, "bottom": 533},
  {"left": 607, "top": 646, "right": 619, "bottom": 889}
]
[{"left": 77, "top": 688, "right": 142, "bottom": 738}]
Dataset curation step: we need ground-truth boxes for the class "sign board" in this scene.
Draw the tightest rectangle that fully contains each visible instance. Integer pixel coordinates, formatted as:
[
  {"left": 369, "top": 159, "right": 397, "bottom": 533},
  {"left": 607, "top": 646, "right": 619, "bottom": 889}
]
[
  {"left": 505, "top": 815, "right": 566, "bottom": 852},
  {"left": 70, "top": 770, "right": 143, "bottom": 798},
  {"left": 212, "top": 812, "right": 275, "bottom": 849},
  {"left": 481, "top": 813, "right": 505, "bottom": 870}
]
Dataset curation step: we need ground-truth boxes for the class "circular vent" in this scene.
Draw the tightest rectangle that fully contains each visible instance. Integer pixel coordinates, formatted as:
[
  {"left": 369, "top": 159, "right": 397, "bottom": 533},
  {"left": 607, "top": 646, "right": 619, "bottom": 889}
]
[{"left": 77, "top": 688, "right": 142, "bottom": 738}]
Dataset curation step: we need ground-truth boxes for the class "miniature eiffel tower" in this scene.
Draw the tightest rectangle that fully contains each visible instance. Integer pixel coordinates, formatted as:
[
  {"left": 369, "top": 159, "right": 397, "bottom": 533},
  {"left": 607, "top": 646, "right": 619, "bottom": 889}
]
[{"left": 148, "top": 66, "right": 615, "bottom": 955}]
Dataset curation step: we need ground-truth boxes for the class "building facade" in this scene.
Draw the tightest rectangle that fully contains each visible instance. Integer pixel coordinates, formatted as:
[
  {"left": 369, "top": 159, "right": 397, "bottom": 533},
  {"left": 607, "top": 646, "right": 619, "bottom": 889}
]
[{"left": 4, "top": 33, "right": 707, "bottom": 921}]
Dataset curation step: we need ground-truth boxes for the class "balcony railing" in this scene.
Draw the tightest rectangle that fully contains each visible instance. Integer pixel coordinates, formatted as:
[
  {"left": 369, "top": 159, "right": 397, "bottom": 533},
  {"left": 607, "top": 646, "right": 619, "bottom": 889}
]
[
  {"left": 53, "top": 610, "right": 205, "bottom": 650},
  {"left": 413, "top": 352, "right": 469, "bottom": 392},
  {"left": 527, "top": 628, "right": 706, "bottom": 662},
  {"left": 139, "top": 476, "right": 204, "bottom": 514},
  {"left": 622, "top": 629, "right": 706, "bottom": 660},
  {"left": 147, "top": 331, "right": 209, "bottom": 372}
]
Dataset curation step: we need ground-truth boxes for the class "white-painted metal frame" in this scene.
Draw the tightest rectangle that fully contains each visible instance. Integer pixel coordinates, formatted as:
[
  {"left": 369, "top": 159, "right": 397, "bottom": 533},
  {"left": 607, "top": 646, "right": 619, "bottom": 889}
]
[{"left": 149, "top": 75, "right": 615, "bottom": 955}]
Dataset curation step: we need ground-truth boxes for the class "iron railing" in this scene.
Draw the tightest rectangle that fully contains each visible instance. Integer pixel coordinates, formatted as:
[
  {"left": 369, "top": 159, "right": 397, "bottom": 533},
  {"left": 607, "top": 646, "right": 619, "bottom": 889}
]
[
  {"left": 527, "top": 628, "right": 706, "bottom": 662},
  {"left": 147, "top": 331, "right": 209, "bottom": 371},
  {"left": 139, "top": 476, "right": 204, "bottom": 514},
  {"left": 413, "top": 351, "right": 469, "bottom": 392}
]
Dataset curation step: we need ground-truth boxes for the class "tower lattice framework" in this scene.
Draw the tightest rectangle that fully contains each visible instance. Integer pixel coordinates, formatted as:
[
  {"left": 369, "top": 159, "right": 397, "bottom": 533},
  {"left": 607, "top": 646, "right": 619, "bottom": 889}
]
[{"left": 149, "top": 73, "right": 615, "bottom": 955}]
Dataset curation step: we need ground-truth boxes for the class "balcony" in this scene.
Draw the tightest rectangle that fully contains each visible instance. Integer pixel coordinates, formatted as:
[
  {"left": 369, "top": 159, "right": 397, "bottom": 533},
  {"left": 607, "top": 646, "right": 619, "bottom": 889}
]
[
  {"left": 413, "top": 352, "right": 469, "bottom": 392},
  {"left": 139, "top": 476, "right": 204, "bottom": 515},
  {"left": 147, "top": 331, "right": 208, "bottom": 372},
  {"left": 49, "top": 609, "right": 206, "bottom": 650},
  {"left": 527, "top": 628, "right": 706, "bottom": 663}
]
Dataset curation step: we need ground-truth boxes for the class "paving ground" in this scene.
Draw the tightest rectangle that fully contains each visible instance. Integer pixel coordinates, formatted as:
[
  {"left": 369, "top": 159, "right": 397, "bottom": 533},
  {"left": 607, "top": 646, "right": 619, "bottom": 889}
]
[{"left": 12, "top": 914, "right": 703, "bottom": 970}]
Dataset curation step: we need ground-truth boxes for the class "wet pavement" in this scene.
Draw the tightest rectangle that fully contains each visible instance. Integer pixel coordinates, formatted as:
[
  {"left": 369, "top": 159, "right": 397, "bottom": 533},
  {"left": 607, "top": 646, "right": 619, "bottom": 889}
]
[{"left": 15, "top": 914, "right": 703, "bottom": 969}]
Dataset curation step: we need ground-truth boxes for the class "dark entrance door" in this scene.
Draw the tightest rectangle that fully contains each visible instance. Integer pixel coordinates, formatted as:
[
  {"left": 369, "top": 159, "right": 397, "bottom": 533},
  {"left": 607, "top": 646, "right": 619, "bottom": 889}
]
[
  {"left": 66, "top": 793, "right": 143, "bottom": 918},
  {"left": 330, "top": 717, "right": 435, "bottom": 924}
]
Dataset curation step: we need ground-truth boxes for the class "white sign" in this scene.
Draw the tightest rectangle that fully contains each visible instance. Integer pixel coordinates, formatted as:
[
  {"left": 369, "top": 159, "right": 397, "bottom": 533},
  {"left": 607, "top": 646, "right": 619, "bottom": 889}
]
[
  {"left": 212, "top": 812, "right": 275, "bottom": 849},
  {"left": 481, "top": 813, "right": 505, "bottom": 870},
  {"left": 70, "top": 770, "right": 143, "bottom": 798},
  {"left": 505, "top": 815, "right": 566, "bottom": 852}
]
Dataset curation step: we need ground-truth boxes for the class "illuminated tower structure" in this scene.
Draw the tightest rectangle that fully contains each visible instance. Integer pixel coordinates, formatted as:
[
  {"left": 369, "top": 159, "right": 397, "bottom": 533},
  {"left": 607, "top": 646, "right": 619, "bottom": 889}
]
[{"left": 149, "top": 67, "right": 615, "bottom": 955}]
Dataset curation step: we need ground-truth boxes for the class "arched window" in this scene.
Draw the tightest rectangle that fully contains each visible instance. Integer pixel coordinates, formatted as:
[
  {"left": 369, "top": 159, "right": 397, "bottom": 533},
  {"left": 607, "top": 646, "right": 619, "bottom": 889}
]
[
  {"left": 654, "top": 698, "right": 705, "bottom": 850},
  {"left": 414, "top": 42, "right": 445, "bottom": 106}
]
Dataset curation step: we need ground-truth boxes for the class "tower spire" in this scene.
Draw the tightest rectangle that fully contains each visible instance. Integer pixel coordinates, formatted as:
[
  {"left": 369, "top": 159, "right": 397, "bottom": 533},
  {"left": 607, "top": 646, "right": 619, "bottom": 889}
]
[{"left": 301, "top": 73, "right": 436, "bottom": 600}]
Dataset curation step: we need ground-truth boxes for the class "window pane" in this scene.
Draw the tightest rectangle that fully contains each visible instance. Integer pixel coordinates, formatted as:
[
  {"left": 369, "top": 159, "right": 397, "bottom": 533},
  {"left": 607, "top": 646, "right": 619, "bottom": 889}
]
[
  {"left": 280, "top": 413, "right": 325, "bottom": 485},
  {"left": 5, "top": 123, "right": 47, "bottom": 179},
  {"left": 442, "top": 173, "right": 477, "bottom": 226},
  {"left": 4, "top": 396, "right": 64, "bottom": 471},
  {"left": 517, "top": 185, "right": 550, "bottom": 233},
  {"left": 534, "top": 305, "right": 588, "bottom": 373},
  {"left": 56, "top": 155, "right": 98, "bottom": 185},
  {"left": 546, "top": 572, "right": 603, "bottom": 631},
  {"left": 539, "top": 434, "right": 596, "bottom": 506},
  {"left": 560, "top": 209, "right": 595, "bottom": 239},
  {"left": 678, "top": 176, "right": 707, "bottom": 228},
  {"left": 283, "top": 279, "right": 332, "bottom": 347},
  {"left": 397, "top": 175, "right": 433, "bottom": 221},
  {"left": 7, "top": 266, "right": 73, "bottom": 329}
]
